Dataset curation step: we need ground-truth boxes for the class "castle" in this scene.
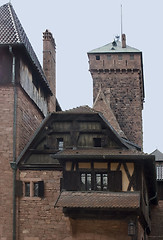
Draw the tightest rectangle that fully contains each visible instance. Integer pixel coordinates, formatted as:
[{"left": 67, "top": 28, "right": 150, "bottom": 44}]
[{"left": 0, "top": 3, "right": 162, "bottom": 240}]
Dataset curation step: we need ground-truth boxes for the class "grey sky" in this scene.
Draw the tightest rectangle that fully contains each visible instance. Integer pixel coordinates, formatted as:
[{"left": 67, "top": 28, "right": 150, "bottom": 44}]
[{"left": 1, "top": 0, "right": 163, "bottom": 153}]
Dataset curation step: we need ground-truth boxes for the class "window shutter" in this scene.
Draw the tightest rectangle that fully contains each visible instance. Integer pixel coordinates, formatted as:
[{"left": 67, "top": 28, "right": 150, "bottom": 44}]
[
  {"left": 16, "top": 180, "right": 23, "bottom": 197},
  {"left": 108, "top": 171, "right": 122, "bottom": 192},
  {"left": 63, "top": 171, "right": 79, "bottom": 191},
  {"left": 38, "top": 181, "right": 44, "bottom": 198}
]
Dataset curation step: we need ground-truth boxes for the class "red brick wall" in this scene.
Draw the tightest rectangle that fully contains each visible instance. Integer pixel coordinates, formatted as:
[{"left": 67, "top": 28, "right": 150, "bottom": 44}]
[
  {"left": 0, "top": 85, "right": 44, "bottom": 239},
  {"left": 88, "top": 53, "right": 143, "bottom": 147},
  {"left": 0, "top": 86, "right": 14, "bottom": 239},
  {"left": 17, "top": 87, "right": 44, "bottom": 154},
  {"left": 18, "top": 170, "right": 133, "bottom": 240}
]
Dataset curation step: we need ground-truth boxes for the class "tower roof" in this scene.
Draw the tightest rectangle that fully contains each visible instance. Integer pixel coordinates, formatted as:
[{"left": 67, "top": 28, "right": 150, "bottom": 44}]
[
  {"left": 151, "top": 149, "right": 163, "bottom": 161},
  {"left": 88, "top": 40, "right": 141, "bottom": 54},
  {"left": 0, "top": 3, "right": 51, "bottom": 94}
]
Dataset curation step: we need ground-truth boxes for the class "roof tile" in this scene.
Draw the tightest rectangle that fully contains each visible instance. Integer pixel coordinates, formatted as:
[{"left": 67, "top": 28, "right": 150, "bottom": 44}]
[
  {"left": 0, "top": 3, "right": 51, "bottom": 93},
  {"left": 55, "top": 191, "right": 140, "bottom": 209}
]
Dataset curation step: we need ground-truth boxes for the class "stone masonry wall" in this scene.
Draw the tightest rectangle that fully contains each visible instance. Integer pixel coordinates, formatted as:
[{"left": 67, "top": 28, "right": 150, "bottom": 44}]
[
  {"left": 18, "top": 170, "right": 133, "bottom": 240},
  {"left": 89, "top": 53, "right": 143, "bottom": 147},
  {"left": 149, "top": 200, "right": 163, "bottom": 239}
]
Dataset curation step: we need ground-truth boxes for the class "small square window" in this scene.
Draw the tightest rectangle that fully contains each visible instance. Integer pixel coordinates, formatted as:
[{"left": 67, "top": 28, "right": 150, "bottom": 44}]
[
  {"left": 96, "top": 55, "right": 100, "bottom": 60},
  {"left": 130, "top": 54, "right": 134, "bottom": 60},
  {"left": 118, "top": 55, "right": 122, "bottom": 60},
  {"left": 93, "top": 138, "right": 101, "bottom": 147}
]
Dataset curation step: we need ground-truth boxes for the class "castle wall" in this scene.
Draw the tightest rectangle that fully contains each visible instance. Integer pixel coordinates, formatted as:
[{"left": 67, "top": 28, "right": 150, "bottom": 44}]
[{"left": 88, "top": 52, "right": 143, "bottom": 147}]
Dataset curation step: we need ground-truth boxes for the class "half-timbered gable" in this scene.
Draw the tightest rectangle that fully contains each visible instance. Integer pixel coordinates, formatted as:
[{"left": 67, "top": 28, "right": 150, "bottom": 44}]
[{"left": 17, "top": 106, "right": 157, "bottom": 239}]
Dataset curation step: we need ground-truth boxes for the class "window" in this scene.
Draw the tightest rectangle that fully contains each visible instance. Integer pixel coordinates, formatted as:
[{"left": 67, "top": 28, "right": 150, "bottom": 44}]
[
  {"left": 118, "top": 54, "right": 122, "bottom": 60},
  {"left": 107, "top": 55, "right": 111, "bottom": 60},
  {"left": 130, "top": 54, "right": 134, "bottom": 60},
  {"left": 96, "top": 55, "right": 100, "bottom": 60},
  {"left": 78, "top": 171, "right": 122, "bottom": 192},
  {"left": 25, "top": 182, "right": 30, "bottom": 197},
  {"left": 23, "top": 181, "right": 44, "bottom": 198},
  {"left": 95, "top": 173, "right": 108, "bottom": 191},
  {"left": 156, "top": 164, "right": 163, "bottom": 180},
  {"left": 93, "top": 138, "right": 101, "bottom": 147},
  {"left": 57, "top": 138, "right": 64, "bottom": 150},
  {"left": 80, "top": 173, "right": 92, "bottom": 191},
  {"left": 34, "top": 182, "right": 39, "bottom": 197}
]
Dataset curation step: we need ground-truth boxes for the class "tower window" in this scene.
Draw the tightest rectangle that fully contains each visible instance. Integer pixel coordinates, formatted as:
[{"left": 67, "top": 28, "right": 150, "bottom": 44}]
[
  {"left": 96, "top": 55, "right": 100, "bottom": 60},
  {"left": 93, "top": 138, "right": 101, "bottom": 147},
  {"left": 107, "top": 55, "right": 111, "bottom": 60},
  {"left": 118, "top": 54, "right": 122, "bottom": 60},
  {"left": 130, "top": 54, "right": 134, "bottom": 60}
]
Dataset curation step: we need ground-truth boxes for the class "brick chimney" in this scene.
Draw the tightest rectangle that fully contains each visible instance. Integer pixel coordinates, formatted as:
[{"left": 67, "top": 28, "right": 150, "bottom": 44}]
[
  {"left": 122, "top": 33, "right": 126, "bottom": 48},
  {"left": 43, "top": 29, "right": 56, "bottom": 112}
]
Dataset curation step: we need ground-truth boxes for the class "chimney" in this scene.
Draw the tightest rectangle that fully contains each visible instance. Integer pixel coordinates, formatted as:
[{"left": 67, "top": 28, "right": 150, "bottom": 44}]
[
  {"left": 43, "top": 29, "right": 56, "bottom": 112},
  {"left": 122, "top": 33, "right": 126, "bottom": 48}
]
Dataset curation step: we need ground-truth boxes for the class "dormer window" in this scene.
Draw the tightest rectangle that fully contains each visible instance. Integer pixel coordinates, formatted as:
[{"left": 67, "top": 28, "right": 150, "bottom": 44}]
[{"left": 93, "top": 138, "right": 101, "bottom": 147}]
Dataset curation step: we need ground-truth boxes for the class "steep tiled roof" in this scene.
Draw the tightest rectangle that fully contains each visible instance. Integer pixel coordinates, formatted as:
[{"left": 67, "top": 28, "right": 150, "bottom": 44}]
[
  {"left": 55, "top": 191, "right": 140, "bottom": 209},
  {"left": 88, "top": 40, "right": 141, "bottom": 54},
  {"left": 0, "top": 3, "right": 51, "bottom": 94},
  {"left": 62, "top": 105, "right": 97, "bottom": 114}
]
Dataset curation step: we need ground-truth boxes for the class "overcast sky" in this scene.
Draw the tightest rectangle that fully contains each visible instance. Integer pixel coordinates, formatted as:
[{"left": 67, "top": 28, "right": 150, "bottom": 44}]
[{"left": 1, "top": 0, "right": 163, "bottom": 154}]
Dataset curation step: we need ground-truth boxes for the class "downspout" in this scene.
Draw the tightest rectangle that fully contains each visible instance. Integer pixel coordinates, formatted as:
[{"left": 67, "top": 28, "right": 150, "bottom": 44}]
[{"left": 9, "top": 45, "right": 17, "bottom": 240}]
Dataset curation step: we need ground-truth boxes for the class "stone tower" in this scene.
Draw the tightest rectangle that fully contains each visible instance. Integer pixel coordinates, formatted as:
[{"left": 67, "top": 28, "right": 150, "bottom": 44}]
[{"left": 88, "top": 34, "right": 144, "bottom": 148}]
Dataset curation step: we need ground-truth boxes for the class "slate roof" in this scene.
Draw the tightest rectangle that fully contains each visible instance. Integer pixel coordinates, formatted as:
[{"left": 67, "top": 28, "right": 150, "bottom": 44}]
[
  {"left": 55, "top": 191, "right": 140, "bottom": 209},
  {"left": 151, "top": 149, "right": 163, "bottom": 162},
  {"left": 0, "top": 3, "right": 51, "bottom": 94},
  {"left": 88, "top": 39, "right": 141, "bottom": 54}
]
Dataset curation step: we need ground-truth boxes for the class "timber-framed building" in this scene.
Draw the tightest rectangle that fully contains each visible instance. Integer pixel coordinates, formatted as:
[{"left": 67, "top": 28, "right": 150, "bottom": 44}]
[{"left": 0, "top": 2, "right": 161, "bottom": 240}]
